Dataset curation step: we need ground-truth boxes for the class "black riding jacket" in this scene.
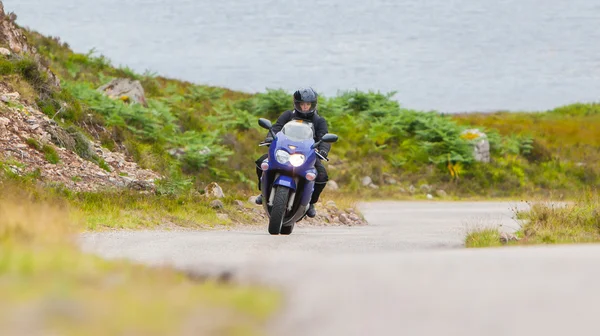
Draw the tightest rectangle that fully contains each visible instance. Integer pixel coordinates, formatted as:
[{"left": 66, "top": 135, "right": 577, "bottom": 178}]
[{"left": 266, "top": 110, "right": 331, "bottom": 155}]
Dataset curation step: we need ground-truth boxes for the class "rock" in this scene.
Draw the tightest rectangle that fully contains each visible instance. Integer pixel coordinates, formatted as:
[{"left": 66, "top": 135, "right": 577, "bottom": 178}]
[
  {"left": 326, "top": 180, "right": 339, "bottom": 191},
  {"left": 168, "top": 147, "right": 186, "bottom": 158},
  {"left": 461, "top": 129, "right": 490, "bottom": 163},
  {"left": 127, "top": 180, "right": 153, "bottom": 191},
  {"left": 198, "top": 146, "right": 211, "bottom": 156},
  {"left": 210, "top": 200, "right": 224, "bottom": 209},
  {"left": 408, "top": 185, "right": 416, "bottom": 194},
  {"left": 500, "top": 232, "right": 519, "bottom": 243},
  {"left": 426, "top": 194, "right": 434, "bottom": 200},
  {"left": 361, "top": 176, "right": 372, "bottom": 187},
  {"left": 1, "top": 92, "right": 20, "bottom": 102},
  {"left": 0, "top": 117, "right": 9, "bottom": 127},
  {"left": 47, "top": 126, "right": 77, "bottom": 151},
  {"left": 385, "top": 177, "right": 397, "bottom": 185},
  {"left": 369, "top": 183, "right": 379, "bottom": 189},
  {"left": 326, "top": 200, "right": 337, "bottom": 208},
  {"left": 204, "top": 182, "right": 225, "bottom": 198},
  {"left": 216, "top": 213, "right": 229, "bottom": 220},
  {"left": 67, "top": 126, "right": 96, "bottom": 160},
  {"left": 248, "top": 196, "right": 258, "bottom": 204},
  {"left": 339, "top": 213, "right": 351, "bottom": 225},
  {"left": 420, "top": 184, "right": 431, "bottom": 193},
  {"left": 98, "top": 78, "right": 148, "bottom": 107},
  {"left": 436, "top": 189, "right": 448, "bottom": 198},
  {"left": 0, "top": 47, "right": 10, "bottom": 56},
  {"left": 121, "top": 176, "right": 135, "bottom": 184},
  {"left": 234, "top": 200, "right": 245, "bottom": 208},
  {"left": 9, "top": 165, "right": 22, "bottom": 175}
]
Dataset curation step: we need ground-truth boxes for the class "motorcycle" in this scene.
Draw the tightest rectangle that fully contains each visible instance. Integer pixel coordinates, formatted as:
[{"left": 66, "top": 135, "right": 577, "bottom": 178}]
[{"left": 257, "top": 117, "right": 338, "bottom": 235}]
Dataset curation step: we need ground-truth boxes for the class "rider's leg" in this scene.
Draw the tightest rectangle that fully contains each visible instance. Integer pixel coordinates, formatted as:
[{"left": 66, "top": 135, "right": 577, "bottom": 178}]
[
  {"left": 307, "top": 159, "right": 328, "bottom": 217},
  {"left": 254, "top": 154, "right": 268, "bottom": 204}
]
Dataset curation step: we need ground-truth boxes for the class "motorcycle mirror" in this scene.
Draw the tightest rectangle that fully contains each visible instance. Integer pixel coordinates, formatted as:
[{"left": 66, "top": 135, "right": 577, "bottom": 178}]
[
  {"left": 321, "top": 134, "right": 339, "bottom": 143},
  {"left": 258, "top": 118, "right": 272, "bottom": 130}
]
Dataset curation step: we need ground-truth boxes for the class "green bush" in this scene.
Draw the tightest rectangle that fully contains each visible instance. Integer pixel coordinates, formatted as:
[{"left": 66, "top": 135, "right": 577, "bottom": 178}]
[
  {"left": 42, "top": 144, "right": 60, "bottom": 164},
  {"left": 0, "top": 57, "right": 15, "bottom": 75}
]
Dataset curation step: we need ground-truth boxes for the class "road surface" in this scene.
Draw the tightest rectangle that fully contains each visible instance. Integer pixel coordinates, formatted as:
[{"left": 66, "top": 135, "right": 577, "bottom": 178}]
[{"left": 80, "top": 201, "right": 600, "bottom": 336}]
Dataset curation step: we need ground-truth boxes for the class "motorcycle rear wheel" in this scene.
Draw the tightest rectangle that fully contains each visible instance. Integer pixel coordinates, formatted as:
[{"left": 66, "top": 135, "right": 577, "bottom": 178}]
[{"left": 280, "top": 223, "right": 294, "bottom": 235}]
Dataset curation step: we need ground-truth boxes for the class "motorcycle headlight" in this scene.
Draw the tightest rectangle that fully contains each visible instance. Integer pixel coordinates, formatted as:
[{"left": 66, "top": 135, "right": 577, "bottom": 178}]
[
  {"left": 289, "top": 154, "right": 306, "bottom": 167},
  {"left": 275, "top": 150, "right": 290, "bottom": 164}
]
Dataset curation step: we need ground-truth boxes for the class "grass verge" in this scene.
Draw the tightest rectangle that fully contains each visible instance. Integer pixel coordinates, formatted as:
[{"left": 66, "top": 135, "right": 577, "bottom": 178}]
[
  {"left": 0, "top": 182, "right": 280, "bottom": 335},
  {"left": 465, "top": 190, "right": 599, "bottom": 247}
]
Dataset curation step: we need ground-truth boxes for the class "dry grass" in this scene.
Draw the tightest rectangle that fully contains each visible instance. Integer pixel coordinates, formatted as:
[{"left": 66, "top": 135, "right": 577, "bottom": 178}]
[
  {"left": 466, "top": 190, "right": 600, "bottom": 247},
  {"left": 519, "top": 191, "right": 600, "bottom": 244},
  {"left": 0, "top": 182, "right": 280, "bottom": 335}
]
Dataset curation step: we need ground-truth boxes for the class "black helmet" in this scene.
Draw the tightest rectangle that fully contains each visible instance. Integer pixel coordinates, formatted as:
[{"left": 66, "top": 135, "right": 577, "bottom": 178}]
[{"left": 293, "top": 87, "right": 318, "bottom": 118}]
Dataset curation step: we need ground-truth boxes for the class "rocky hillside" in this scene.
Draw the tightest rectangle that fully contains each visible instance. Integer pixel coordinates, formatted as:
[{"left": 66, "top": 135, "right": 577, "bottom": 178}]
[
  {"left": 0, "top": 4, "right": 160, "bottom": 192},
  {"left": 0, "top": 89, "right": 160, "bottom": 192}
]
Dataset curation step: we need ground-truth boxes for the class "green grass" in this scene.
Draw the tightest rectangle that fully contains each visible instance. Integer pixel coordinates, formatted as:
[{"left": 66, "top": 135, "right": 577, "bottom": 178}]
[
  {"left": 465, "top": 228, "right": 504, "bottom": 248},
  {"left": 42, "top": 144, "right": 60, "bottom": 164}
]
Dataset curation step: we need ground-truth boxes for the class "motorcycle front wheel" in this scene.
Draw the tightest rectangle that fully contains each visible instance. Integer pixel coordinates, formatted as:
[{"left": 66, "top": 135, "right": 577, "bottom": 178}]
[{"left": 268, "top": 186, "right": 290, "bottom": 235}]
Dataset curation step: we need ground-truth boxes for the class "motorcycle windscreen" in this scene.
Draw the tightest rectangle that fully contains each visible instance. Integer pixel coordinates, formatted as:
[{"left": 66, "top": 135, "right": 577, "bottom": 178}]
[{"left": 281, "top": 121, "right": 314, "bottom": 141}]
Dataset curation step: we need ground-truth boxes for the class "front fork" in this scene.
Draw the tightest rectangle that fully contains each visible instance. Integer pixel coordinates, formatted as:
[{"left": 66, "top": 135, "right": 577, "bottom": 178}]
[{"left": 267, "top": 174, "right": 298, "bottom": 212}]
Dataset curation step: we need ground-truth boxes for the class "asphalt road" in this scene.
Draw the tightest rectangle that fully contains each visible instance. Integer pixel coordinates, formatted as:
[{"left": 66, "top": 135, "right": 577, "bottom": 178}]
[{"left": 80, "top": 201, "right": 600, "bottom": 336}]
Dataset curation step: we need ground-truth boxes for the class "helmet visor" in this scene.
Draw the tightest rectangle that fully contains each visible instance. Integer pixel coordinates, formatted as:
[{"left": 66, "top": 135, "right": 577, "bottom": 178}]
[{"left": 294, "top": 101, "right": 317, "bottom": 113}]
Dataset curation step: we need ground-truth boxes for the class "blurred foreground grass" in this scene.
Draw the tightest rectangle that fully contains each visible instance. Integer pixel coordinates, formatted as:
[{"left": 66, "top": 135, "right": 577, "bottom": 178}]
[{"left": 0, "top": 182, "right": 280, "bottom": 335}]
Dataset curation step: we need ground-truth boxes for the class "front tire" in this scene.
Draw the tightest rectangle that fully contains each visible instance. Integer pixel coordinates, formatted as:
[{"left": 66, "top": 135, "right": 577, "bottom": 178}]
[{"left": 268, "top": 186, "right": 290, "bottom": 235}]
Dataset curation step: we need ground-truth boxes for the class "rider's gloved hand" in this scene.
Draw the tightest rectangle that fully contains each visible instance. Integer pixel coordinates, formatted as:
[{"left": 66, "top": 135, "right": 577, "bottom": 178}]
[
  {"left": 317, "top": 149, "right": 328, "bottom": 159},
  {"left": 259, "top": 136, "right": 273, "bottom": 146}
]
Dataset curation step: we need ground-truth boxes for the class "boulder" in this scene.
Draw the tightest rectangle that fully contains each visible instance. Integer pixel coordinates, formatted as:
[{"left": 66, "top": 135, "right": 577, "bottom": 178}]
[
  {"left": 435, "top": 189, "right": 448, "bottom": 198},
  {"left": 204, "top": 182, "right": 225, "bottom": 198},
  {"left": 461, "top": 129, "right": 490, "bottom": 163},
  {"left": 326, "top": 180, "right": 339, "bottom": 191},
  {"left": 98, "top": 78, "right": 148, "bottom": 107}
]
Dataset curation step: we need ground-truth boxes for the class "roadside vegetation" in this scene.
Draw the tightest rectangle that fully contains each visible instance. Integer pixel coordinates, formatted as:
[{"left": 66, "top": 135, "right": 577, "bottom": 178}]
[
  {"left": 466, "top": 189, "right": 599, "bottom": 247},
  {"left": 0, "top": 180, "right": 280, "bottom": 335},
  {"left": 7, "top": 30, "right": 597, "bottom": 202},
  {"left": 2, "top": 24, "right": 596, "bottom": 235}
]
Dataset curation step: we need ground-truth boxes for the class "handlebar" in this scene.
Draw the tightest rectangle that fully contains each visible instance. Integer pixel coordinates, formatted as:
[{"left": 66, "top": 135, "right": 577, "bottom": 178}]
[
  {"left": 258, "top": 142, "right": 330, "bottom": 161},
  {"left": 316, "top": 151, "right": 329, "bottom": 162}
]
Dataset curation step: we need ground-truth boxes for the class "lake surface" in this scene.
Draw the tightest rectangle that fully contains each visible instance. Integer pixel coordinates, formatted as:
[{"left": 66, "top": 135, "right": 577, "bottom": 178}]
[{"left": 5, "top": 0, "right": 600, "bottom": 112}]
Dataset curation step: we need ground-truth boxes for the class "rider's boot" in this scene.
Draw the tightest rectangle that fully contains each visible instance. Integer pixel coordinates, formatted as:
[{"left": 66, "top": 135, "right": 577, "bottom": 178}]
[
  {"left": 306, "top": 203, "right": 316, "bottom": 218},
  {"left": 255, "top": 194, "right": 263, "bottom": 205}
]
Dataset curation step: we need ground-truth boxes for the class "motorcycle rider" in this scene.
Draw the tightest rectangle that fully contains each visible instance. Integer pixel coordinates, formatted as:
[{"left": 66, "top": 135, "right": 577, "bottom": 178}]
[{"left": 254, "top": 87, "right": 331, "bottom": 218}]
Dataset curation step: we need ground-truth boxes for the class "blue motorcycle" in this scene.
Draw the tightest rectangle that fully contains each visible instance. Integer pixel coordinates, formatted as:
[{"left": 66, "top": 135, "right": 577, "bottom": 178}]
[{"left": 257, "top": 118, "right": 338, "bottom": 235}]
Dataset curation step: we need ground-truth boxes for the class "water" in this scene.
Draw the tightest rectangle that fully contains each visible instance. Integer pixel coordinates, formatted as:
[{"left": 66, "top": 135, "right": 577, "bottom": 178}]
[{"left": 5, "top": 0, "right": 600, "bottom": 112}]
